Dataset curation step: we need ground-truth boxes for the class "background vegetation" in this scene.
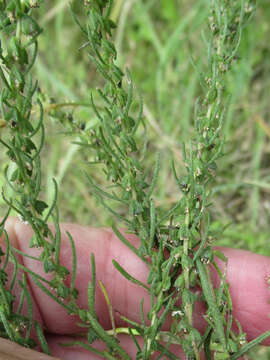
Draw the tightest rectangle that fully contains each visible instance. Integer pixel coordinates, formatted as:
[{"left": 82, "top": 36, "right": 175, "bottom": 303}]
[{"left": 0, "top": 0, "right": 269, "bottom": 357}]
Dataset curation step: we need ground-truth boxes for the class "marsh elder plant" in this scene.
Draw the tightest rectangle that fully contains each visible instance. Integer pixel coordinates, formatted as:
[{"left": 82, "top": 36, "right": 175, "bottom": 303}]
[{"left": 0, "top": 0, "right": 269, "bottom": 359}]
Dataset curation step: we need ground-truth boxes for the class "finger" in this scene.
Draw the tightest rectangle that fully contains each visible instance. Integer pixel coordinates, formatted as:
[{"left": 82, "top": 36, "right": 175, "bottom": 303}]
[
  {"left": 45, "top": 334, "right": 185, "bottom": 360},
  {"left": 0, "top": 337, "right": 59, "bottom": 360},
  {"left": 214, "top": 247, "right": 270, "bottom": 346},
  {"left": 1, "top": 219, "right": 44, "bottom": 342}
]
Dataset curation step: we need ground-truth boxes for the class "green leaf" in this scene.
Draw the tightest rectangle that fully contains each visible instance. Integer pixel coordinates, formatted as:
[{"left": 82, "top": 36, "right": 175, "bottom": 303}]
[
  {"left": 87, "top": 328, "right": 99, "bottom": 344},
  {"left": 174, "top": 274, "right": 184, "bottom": 289},
  {"left": 112, "top": 259, "right": 150, "bottom": 291},
  {"left": 230, "top": 330, "right": 270, "bottom": 360},
  {"left": 10, "top": 168, "right": 19, "bottom": 182},
  {"left": 196, "top": 259, "right": 227, "bottom": 350},
  {"left": 34, "top": 200, "right": 48, "bottom": 215},
  {"left": 34, "top": 321, "right": 51, "bottom": 355},
  {"left": 214, "top": 249, "right": 228, "bottom": 263}
]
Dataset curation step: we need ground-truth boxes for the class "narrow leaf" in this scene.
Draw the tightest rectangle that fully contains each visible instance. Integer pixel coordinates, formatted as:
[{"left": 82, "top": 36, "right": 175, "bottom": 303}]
[
  {"left": 112, "top": 259, "right": 150, "bottom": 291},
  {"left": 196, "top": 259, "right": 226, "bottom": 349},
  {"left": 230, "top": 331, "right": 270, "bottom": 360}
]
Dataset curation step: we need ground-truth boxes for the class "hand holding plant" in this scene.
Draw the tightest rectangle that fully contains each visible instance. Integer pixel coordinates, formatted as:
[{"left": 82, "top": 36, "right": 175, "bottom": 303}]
[{"left": 1, "top": 219, "right": 270, "bottom": 359}]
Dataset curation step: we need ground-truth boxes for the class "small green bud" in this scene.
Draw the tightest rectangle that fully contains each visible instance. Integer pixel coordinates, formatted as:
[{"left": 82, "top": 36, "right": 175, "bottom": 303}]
[{"left": 174, "top": 274, "right": 184, "bottom": 289}]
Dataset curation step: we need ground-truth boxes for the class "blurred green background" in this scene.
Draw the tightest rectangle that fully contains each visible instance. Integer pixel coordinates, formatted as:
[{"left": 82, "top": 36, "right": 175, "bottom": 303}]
[{"left": 1, "top": 1, "right": 270, "bottom": 357}]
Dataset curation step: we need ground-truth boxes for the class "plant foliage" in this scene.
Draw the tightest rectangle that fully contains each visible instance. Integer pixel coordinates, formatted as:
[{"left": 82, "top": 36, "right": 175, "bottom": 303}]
[{"left": 0, "top": 0, "right": 269, "bottom": 359}]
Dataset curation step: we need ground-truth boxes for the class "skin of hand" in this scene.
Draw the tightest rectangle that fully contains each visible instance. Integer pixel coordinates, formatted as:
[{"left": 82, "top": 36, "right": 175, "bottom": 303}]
[{"left": 1, "top": 218, "right": 270, "bottom": 360}]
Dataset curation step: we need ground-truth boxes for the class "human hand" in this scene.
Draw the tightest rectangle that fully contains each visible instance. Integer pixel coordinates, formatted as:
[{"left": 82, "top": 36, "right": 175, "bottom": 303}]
[{"left": 2, "top": 218, "right": 270, "bottom": 359}]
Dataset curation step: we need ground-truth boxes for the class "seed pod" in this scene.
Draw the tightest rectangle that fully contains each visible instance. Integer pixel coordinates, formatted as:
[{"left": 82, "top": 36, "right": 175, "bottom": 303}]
[
  {"left": 10, "top": 65, "right": 25, "bottom": 91},
  {"left": 181, "top": 253, "right": 193, "bottom": 270},
  {"left": 8, "top": 37, "right": 28, "bottom": 65},
  {"left": 201, "top": 246, "right": 213, "bottom": 264},
  {"left": 174, "top": 274, "right": 184, "bottom": 289},
  {"left": 22, "top": 15, "right": 41, "bottom": 36}
]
